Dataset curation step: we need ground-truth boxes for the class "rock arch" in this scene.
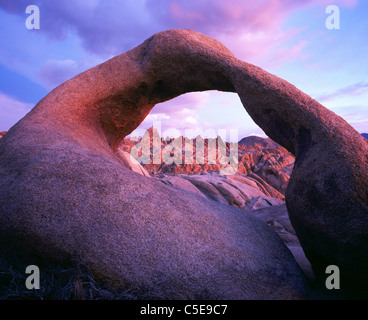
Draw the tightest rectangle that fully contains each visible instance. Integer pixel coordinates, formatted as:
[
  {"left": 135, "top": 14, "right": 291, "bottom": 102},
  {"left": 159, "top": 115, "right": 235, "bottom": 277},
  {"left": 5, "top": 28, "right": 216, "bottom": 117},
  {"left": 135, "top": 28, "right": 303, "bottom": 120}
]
[{"left": 0, "top": 29, "right": 367, "bottom": 298}]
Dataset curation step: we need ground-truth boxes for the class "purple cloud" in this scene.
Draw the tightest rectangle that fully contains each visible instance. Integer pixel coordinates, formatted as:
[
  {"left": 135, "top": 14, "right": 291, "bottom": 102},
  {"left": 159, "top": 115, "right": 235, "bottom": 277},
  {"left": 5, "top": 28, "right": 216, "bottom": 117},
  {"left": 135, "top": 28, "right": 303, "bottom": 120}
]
[
  {"left": 0, "top": 0, "right": 357, "bottom": 60},
  {"left": 317, "top": 82, "right": 368, "bottom": 102},
  {"left": 37, "top": 59, "right": 80, "bottom": 89},
  {"left": 0, "top": 0, "right": 361, "bottom": 133}
]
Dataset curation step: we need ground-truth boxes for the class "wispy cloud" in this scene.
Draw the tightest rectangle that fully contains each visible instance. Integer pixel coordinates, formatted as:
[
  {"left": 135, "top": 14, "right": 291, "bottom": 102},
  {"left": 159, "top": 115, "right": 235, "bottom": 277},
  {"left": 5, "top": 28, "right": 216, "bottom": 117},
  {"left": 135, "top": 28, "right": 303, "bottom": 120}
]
[
  {"left": 0, "top": 92, "right": 32, "bottom": 130},
  {"left": 333, "top": 105, "right": 368, "bottom": 134},
  {"left": 134, "top": 92, "right": 211, "bottom": 134},
  {"left": 37, "top": 59, "right": 80, "bottom": 89},
  {"left": 317, "top": 82, "right": 368, "bottom": 103}
]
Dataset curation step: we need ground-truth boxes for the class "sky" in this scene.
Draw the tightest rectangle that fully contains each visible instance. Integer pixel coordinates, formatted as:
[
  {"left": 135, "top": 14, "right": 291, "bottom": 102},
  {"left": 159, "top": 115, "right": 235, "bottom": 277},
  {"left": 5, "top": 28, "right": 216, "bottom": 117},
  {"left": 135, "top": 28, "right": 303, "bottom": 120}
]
[{"left": 0, "top": 0, "right": 367, "bottom": 140}]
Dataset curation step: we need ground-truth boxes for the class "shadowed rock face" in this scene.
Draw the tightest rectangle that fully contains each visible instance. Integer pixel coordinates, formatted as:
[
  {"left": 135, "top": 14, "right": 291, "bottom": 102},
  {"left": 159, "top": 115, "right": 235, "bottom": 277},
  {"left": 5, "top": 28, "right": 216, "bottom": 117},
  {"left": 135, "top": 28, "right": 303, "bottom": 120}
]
[{"left": 0, "top": 29, "right": 367, "bottom": 298}]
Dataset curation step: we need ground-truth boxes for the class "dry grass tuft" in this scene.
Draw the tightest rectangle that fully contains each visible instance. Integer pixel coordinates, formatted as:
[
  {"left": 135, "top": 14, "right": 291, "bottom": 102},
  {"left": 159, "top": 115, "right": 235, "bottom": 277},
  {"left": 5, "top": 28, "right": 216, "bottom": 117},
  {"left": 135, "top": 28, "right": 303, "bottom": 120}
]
[{"left": 0, "top": 248, "right": 159, "bottom": 300}]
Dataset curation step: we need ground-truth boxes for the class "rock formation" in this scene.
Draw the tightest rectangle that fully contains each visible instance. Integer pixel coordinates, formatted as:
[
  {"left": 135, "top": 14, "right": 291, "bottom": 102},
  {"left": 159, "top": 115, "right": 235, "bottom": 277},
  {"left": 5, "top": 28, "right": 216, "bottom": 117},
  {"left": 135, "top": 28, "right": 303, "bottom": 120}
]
[
  {"left": 0, "top": 29, "right": 367, "bottom": 298},
  {"left": 118, "top": 129, "right": 293, "bottom": 207},
  {"left": 117, "top": 149, "right": 150, "bottom": 177},
  {"left": 120, "top": 130, "right": 294, "bottom": 189},
  {"left": 250, "top": 204, "right": 314, "bottom": 281},
  {"left": 159, "top": 173, "right": 285, "bottom": 211},
  {"left": 238, "top": 135, "right": 279, "bottom": 149},
  {"left": 114, "top": 131, "right": 290, "bottom": 213}
]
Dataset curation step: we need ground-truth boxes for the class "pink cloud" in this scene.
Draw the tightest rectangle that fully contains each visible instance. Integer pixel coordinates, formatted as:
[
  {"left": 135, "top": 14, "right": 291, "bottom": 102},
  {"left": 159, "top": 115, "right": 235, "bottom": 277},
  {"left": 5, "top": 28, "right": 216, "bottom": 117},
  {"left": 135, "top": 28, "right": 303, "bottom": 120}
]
[
  {"left": 271, "top": 39, "right": 310, "bottom": 67},
  {"left": 152, "top": 92, "right": 211, "bottom": 115},
  {"left": 169, "top": 2, "right": 205, "bottom": 24},
  {"left": 338, "top": 0, "right": 358, "bottom": 7}
]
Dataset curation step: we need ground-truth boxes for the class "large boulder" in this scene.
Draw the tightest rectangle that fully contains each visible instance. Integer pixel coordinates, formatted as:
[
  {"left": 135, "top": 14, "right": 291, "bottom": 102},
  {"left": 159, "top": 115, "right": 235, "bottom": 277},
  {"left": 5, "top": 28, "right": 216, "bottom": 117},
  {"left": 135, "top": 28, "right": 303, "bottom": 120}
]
[
  {"left": 117, "top": 149, "right": 150, "bottom": 177},
  {"left": 0, "top": 29, "right": 367, "bottom": 298},
  {"left": 238, "top": 136, "right": 279, "bottom": 149},
  {"left": 166, "top": 173, "right": 285, "bottom": 211},
  {"left": 250, "top": 204, "right": 313, "bottom": 281}
]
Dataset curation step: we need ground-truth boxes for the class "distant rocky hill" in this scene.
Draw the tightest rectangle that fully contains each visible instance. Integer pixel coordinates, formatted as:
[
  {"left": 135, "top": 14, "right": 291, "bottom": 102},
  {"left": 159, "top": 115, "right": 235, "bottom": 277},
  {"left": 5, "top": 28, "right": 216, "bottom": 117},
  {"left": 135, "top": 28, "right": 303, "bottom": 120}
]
[
  {"left": 362, "top": 133, "right": 368, "bottom": 139},
  {"left": 238, "top": 135, "right": 279, "bottom": 149}
]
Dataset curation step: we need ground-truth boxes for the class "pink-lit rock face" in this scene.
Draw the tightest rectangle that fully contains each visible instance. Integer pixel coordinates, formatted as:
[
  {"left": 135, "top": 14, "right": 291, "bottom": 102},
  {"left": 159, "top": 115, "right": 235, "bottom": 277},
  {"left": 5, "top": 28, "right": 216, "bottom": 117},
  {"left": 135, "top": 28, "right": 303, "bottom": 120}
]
[
  {"left": 120, "top": 130, "right": 294, "bottom": 189},
  {"left": 118, "top": 131, "right": 290, "bottom": 210},
  {"left": 0, "top": 29, "right": 367, "bottom": 298}
]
